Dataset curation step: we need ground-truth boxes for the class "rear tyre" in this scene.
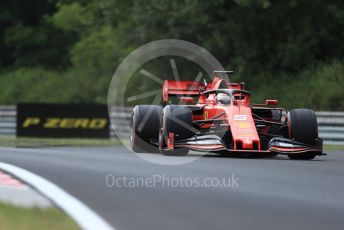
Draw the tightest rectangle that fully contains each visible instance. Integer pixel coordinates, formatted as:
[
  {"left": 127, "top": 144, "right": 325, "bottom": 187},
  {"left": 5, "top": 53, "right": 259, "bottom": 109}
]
[
  {"left": 131, "top": 105, "right": 162, "bottom": 153},
  {"left": 160, "top": 105, "right": 193, "bottom": 156},
  {"left": 287, "top": 109, "right": 318, "bottom": 160}
]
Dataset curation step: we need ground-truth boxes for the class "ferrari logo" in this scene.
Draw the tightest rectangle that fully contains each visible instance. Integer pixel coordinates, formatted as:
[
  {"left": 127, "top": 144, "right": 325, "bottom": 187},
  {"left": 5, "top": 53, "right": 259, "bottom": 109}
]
[{"left": 204, "top": 111, "right": 208, "bottom": 120}]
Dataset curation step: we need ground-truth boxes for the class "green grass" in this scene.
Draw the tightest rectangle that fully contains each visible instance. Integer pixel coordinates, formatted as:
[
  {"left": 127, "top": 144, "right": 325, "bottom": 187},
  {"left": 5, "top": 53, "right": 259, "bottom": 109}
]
[
  {"left": 0, "top": 135, "right": 122, "bottom": 147},
  {"left": 324, "top": 144, "right": 344, "bottom": 151},
  {"left": 0, "top": 202, "right": 79, "bottom": 230}
]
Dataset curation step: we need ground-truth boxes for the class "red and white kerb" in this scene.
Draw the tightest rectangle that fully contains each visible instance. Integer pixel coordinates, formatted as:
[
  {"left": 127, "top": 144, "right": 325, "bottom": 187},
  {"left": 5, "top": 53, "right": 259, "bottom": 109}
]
[{"left": 0, "top": 170, "right": 27, "bottom": 189}]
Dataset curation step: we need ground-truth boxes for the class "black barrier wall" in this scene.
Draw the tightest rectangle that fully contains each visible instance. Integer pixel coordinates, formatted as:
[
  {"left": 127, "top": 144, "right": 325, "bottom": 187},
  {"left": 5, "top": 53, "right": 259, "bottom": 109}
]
[{"left": 17, "top": 103, "right": 110, "bottom": 138}]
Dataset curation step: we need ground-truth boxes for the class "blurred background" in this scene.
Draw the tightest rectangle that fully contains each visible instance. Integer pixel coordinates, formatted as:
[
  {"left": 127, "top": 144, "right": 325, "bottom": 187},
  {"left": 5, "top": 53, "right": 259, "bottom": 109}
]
[
  {"left": 0, "top": 0, "right": 344, "bottom": 109},
  {"left": 0, "top": 2, "right": 344, "bottom": 229}
]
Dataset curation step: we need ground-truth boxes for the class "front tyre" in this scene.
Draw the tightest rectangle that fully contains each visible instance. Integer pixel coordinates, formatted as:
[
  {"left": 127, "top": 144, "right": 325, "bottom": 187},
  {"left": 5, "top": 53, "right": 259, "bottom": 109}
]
[
  {"left": 160, "top": 105, "right": 193, "bottom": 156},
  {"left": 287, "top": 109, "right": 318, "bottom": 160},
  {"left": 131, "top": 105, "right": 162, "bottom": 153}
]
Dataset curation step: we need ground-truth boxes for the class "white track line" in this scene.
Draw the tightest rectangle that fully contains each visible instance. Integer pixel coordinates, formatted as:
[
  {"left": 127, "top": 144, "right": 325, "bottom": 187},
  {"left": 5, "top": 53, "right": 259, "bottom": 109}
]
[{"left": 0, "top": 162, "right": 114, "bottom": 230}]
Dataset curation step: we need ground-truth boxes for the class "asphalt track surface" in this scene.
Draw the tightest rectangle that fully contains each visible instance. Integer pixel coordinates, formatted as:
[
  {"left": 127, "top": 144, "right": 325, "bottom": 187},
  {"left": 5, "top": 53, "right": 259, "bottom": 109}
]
[{"left": 0, "top": 146, "right": 344, "bottom": 230}]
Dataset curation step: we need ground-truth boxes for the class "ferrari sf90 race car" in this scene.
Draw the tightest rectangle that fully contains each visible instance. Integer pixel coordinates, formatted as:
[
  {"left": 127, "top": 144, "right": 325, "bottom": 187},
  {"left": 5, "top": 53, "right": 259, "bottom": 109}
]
[{"left": 130, "top": 71, "right": 324, "bottom": 160}]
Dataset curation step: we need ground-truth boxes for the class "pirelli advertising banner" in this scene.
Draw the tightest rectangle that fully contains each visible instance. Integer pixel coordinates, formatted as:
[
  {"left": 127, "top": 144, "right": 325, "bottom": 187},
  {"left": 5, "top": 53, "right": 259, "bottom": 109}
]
[{"left": 17, "top": 103, "right": 110, "bottom": 138}]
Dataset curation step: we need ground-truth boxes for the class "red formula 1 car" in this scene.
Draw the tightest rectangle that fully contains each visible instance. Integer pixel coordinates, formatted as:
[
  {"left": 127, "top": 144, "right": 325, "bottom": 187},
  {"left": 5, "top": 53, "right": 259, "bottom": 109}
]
[{"left": 130, "top": 71, "right": 324, "bottom": 160}]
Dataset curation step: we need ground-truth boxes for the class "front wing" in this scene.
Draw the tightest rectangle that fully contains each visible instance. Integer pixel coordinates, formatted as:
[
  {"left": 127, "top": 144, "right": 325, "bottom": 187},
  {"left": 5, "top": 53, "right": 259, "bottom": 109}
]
[{"left": 172, "top": 135, "right": 324, "bottom": 156}]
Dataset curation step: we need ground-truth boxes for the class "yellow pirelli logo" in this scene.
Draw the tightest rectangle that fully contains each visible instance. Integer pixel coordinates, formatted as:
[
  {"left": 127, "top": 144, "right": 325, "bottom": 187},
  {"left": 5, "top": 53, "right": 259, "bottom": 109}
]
[{"left": 22, "top": 117, "right": 107, "bottom": 129}]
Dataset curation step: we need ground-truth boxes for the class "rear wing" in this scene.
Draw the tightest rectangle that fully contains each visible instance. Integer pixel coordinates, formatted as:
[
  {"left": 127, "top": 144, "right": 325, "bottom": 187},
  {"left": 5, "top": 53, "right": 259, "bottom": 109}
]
[{"left": 162, "top": 80, "right": 205, "bottom": 103}]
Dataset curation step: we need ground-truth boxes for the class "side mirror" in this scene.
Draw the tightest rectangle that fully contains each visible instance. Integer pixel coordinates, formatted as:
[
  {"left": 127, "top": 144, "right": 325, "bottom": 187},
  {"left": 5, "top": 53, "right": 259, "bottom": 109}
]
[
  {"left": 265, "top": 99, "right": 278, "bottom": 105},
  {"left": 180, "top": 97, "right": 194, "bottom": 104}
]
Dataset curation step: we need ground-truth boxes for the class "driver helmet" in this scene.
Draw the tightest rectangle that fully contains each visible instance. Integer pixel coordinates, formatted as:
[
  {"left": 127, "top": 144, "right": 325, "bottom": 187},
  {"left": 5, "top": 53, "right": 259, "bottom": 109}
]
[{"left": 216, "top": 93, "right": 231, "bottom": 105}]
